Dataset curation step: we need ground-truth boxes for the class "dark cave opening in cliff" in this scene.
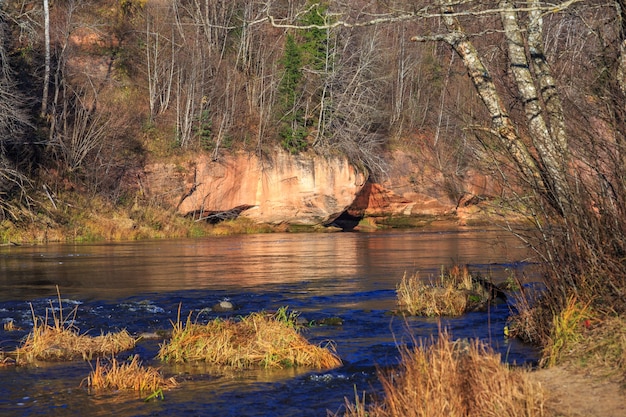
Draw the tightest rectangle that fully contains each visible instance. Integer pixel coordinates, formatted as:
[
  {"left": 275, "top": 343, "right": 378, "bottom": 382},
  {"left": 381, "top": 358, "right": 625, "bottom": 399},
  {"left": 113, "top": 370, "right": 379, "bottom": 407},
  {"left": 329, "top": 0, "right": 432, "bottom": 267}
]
[{"left": 326, "top": 211, "right": 363, "bottom": 231}]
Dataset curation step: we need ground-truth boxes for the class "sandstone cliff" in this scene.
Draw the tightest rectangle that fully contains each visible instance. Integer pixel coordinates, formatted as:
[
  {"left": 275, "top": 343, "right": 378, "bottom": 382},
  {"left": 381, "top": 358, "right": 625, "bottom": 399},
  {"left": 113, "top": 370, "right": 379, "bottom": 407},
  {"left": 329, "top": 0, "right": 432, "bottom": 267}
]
[
  {"left": 143, "top": 151, "right": 366, "bottom": 226},
  {"left": 142, "top": 149, "right": 501, "bottom": 228}
]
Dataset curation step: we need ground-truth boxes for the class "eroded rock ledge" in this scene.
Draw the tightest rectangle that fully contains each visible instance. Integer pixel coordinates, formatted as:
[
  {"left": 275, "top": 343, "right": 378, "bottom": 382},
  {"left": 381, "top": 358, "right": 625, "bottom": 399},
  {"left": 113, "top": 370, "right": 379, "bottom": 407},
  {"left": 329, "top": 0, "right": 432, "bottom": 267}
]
[
  {"left": 143, "top": 150, "right": 366, "bottom": 226},
  {"left": 142, "top": 149, "right": 500, "bottom": 228}
]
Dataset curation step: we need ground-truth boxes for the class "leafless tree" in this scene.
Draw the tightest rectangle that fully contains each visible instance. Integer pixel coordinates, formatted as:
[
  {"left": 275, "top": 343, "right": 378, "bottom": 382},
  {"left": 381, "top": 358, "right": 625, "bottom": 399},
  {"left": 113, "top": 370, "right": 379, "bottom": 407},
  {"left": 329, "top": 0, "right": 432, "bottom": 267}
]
[
  {"left": 320, "top": 26, "right": 390, "bottom": 177},
  {"left": 0, "top": 7, "right": 33, "bottom": 218},
  {"left": 144, "top": 1, "right": 177, "bottom": 121}
]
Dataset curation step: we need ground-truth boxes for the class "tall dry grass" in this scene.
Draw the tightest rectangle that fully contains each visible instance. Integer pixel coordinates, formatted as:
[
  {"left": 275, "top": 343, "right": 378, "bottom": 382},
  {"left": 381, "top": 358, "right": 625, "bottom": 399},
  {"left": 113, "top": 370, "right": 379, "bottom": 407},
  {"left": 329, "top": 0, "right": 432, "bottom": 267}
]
[
  {"left": 396, "top": 266, "right": 496, "bottom": 317},
  {"left": 158, "top": 307, "right": 341, "bottom": 370},
  {"left": 14, "top": 291, "right": 136, "bottom": 364},
  {"left": 340, "top": 331, "right": 545, "bottom": 417},
  {"left": 86, "top": 355, "right": 177, "bottom": 394},
  {"left": 541, "top": 296, "right": 592, "bottom": 367}
]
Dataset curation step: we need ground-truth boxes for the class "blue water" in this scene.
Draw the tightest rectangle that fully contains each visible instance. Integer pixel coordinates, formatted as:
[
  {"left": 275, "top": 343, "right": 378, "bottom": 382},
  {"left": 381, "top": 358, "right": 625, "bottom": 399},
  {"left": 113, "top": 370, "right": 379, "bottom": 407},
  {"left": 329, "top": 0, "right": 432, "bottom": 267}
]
[{"left": 0, "top": 229, "right": 540, "bottom": 416}]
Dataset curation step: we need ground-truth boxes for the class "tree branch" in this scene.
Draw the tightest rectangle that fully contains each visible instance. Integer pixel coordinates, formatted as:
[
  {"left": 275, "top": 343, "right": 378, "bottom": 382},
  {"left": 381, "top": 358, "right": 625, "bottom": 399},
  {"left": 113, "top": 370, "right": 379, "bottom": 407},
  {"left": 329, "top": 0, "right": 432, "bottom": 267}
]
[{"left": 262, "top": 0, "right": 585, "bottom": 31}]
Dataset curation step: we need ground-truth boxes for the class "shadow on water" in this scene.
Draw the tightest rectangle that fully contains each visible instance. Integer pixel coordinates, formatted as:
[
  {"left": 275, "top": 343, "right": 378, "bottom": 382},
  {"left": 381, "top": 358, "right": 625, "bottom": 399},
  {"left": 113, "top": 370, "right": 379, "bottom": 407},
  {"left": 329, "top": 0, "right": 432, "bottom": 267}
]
[{"left": 0, "top": 229, "right": 541, "bottom": 416}]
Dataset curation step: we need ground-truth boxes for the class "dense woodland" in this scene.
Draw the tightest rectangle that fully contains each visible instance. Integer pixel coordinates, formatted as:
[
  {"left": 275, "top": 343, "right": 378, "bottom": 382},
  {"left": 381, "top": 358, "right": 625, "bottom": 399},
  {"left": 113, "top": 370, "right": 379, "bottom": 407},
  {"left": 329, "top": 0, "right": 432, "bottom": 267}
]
[
  {"left": 0, "top": 1, "right": 619, "bottom": 203},
  {"left": 1, "top": 1, "right": 626, "bottom": 328}
]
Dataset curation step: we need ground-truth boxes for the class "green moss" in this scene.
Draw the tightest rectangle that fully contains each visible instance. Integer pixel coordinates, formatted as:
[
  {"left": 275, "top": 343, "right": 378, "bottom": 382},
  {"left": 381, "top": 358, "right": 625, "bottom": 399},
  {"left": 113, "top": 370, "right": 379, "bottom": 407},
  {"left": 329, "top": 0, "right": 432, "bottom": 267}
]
[{"left": 376, "top": 215, "right": 436, "bottom": 228}]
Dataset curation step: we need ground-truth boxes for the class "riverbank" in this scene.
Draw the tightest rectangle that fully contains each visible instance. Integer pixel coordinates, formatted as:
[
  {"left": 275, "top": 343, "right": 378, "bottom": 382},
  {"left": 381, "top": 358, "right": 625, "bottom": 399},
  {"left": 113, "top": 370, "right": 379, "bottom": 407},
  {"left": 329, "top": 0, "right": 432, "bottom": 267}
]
[
  {"left": 533, "top": 366, "right": 625, "bottom": 417},
  {"left": 0, "top": 186, "right": 516, "bottom": 244}
]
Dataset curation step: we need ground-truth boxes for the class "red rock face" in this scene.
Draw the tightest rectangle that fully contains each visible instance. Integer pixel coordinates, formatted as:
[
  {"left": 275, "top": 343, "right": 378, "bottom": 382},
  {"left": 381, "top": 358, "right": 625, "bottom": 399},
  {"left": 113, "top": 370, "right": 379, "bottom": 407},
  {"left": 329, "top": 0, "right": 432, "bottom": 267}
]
[
  {"left": 141, "top": 149, "right": 504, "bottom": 226},
  {"left": 348, "top": 182, "right": 456, "bottom": 218},
  {"left": 143, "top": 150, "right": 367, "bottom": 225}
]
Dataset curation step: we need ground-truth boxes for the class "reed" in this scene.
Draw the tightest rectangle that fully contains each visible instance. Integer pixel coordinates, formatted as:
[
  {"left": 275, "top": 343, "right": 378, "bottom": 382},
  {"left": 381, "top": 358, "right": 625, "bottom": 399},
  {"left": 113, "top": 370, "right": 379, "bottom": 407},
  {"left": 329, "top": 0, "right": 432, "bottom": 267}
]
[
  {"left": 14, "top": 290, "right": 136, "bottom": 364},
  {"left": 396, "top": 266, "right": 491, "bottom": 317},
  {"left": 86, "top": 355, "right": 177, "bottom": 394},
  {"left": 158, "top": 307, "right": 341, "bottom": 370},
  {"left": 0, "top": 351, "right": 15, "bottom": 367},
  {"left": 536, "top": 300, "right": 626, "bottom": 377},
  {"left": 340, "top": 331, "right": 545, "bottom": 417},
  {"left": 563, "top": 314, "right": 626, "bottom": 377}
]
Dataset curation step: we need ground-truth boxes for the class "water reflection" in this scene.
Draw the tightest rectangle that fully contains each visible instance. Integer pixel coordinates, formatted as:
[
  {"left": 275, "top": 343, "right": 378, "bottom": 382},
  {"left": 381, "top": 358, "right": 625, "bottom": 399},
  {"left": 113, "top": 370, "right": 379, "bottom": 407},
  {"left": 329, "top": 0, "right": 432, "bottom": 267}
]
[{"left": 0, "top": 229, "right": 533, "bottom": 301}]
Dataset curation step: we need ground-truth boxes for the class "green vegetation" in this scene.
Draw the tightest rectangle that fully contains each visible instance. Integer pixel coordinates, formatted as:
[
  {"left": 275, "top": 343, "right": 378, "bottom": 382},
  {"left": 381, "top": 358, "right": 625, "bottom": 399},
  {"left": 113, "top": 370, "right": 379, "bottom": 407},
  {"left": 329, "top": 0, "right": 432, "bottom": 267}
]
[
  {"left": 278, "top": 33, "right": 308, "bottom": 153},
  {"left": 158, "top": 306, "right": 342, "bottom": 370}
]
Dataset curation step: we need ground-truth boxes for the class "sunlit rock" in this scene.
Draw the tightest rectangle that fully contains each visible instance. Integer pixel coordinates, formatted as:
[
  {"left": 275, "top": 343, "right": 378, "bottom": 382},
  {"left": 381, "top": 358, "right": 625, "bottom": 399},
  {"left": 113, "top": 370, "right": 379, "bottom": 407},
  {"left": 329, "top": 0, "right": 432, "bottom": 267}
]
[{"left": 143, "top": 150, "right": 367, "bottom": 226}]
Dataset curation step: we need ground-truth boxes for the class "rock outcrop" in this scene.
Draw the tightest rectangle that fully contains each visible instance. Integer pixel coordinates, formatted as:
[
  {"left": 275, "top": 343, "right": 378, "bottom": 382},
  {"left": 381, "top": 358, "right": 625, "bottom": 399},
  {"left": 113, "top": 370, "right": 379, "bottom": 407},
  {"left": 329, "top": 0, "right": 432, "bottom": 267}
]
[
  {"left": 346, "top": 150, "right": 504, "bottom": 226},
  {"left": 143, "top": 150, "right": 367, "bottom": 225},
  {"left": 141, "top": 148, "right": 502, "bottom": 227}
]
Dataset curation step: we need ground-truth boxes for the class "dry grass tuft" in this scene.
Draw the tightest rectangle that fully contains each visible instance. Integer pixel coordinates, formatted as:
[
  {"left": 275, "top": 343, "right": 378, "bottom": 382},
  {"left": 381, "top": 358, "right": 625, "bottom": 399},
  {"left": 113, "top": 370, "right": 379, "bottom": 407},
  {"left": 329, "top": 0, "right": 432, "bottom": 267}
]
[
  {"left": 158, "top": 306, "right": 342, "bottom": 370},
  {"left": 340, "top": 330, "right": 545, "bottom": 417},
  {"left": 3, "top": 320, "right": 21, "bottom": 331},
  {"left": 14, "top": 291, "right": 136, "bottom": 364},
  {"left": 0, "top": 351, "right": 15, "bottom": 367},
  {"left": 85, "top": 355, "right": 177, "bottom": 394},
  {"left": 396, "top": 266, "right": 497, "bottom": 317}
]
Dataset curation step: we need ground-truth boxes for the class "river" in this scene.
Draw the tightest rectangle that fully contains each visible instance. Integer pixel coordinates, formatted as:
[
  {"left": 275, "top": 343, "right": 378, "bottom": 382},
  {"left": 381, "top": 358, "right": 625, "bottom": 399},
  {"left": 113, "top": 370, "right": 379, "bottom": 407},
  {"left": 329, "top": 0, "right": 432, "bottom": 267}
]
[{"left": 0, "top": 228, "right": 539, "bottom": 416}]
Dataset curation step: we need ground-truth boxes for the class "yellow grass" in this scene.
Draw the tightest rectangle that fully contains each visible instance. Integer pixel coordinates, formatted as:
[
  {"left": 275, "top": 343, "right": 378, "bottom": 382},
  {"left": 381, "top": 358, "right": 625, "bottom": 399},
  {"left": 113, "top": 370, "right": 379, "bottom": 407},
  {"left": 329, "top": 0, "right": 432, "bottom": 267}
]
[
  {"left": 340, "top": 331, "right": 545, "bottom": 417},
  {"left": 85, "top": 355, "right": 177, "bottom": 394},
  {"left": 0, "top": 351, "right": 15, "bottom": 367},
  {"left": 396, "top": 266, "right": 487, "bottom": 317},
  {"left": 3, "top": 320, "right": 21, "bottom": 331},
  {"left": 158, "top": 307, "right": 342, "bottom": 370},
  {"left": 14, "top": 290, "right": 136, "bottom": 364},
  {"left": 542, "top": 295, "right": 592, "bottom": 367},
  {"left": 545, "top": 311, "right": 626, "bottom": 378}
]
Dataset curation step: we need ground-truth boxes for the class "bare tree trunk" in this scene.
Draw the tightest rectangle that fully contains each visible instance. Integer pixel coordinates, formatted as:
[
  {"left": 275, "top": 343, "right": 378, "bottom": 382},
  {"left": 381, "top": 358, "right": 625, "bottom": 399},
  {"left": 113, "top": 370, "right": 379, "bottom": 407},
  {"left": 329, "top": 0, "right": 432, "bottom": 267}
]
[
  {"left": 145, "top": 9, "right": 175, "bottom": 121},
  {"left": 41, "top": 0, "right": 50, "bottom": 117},
  {"left": 434, "top": 1, "right": 544, "bottom": 194},
  {"left": 499, "top": 0, "right": 569, "bottom": 212},
  {"left": 617, "top": 0, "right": 626, "bottom": 95},
  {"left": 528, "top": 0, "right": 568, "bottom": 155}
]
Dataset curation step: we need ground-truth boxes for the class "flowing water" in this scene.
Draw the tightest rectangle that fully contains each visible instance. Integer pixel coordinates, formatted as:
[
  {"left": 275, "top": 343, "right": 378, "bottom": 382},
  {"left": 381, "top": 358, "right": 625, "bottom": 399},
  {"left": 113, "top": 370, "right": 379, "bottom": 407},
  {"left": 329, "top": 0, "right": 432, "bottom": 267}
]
[{"left": 0, "top": 228, "right": 540, "bottom": 416}]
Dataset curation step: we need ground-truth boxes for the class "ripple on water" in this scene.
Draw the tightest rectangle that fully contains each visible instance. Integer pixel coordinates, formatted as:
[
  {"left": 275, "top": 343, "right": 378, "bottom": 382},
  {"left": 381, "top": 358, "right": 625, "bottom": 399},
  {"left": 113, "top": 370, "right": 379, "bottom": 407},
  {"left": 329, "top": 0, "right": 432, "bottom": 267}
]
[{"left": 117, "top": 300, "right": 165, "bottom": 314}]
